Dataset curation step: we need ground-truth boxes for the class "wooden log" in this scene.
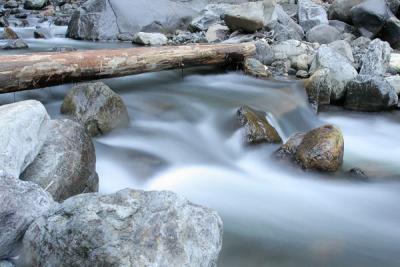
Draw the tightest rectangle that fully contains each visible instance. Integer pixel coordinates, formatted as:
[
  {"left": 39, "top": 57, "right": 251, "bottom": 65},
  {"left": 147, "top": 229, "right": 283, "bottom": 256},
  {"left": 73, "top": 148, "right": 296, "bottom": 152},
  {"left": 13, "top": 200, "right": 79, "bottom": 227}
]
[{"left": 0, "top": 43, "right": 256, "bottom": 93}]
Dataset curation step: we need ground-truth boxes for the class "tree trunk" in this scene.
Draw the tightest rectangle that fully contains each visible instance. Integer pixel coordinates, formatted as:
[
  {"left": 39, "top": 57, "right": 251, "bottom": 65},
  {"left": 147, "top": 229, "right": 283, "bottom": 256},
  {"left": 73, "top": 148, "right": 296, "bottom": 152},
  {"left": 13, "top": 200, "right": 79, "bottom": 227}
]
[{"left": 0, "top": 43, "right": 256, "bottom": 93}]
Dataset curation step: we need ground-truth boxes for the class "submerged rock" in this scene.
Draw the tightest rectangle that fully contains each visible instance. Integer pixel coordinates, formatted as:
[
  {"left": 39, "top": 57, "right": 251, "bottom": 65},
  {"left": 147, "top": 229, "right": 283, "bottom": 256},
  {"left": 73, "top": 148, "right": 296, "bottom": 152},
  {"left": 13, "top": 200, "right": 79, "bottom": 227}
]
[
  {"left": 328, "top": 0, "right": 363, "bottom": 24},
  {"left": 344, "top": 75, "right": 398, "bottom": 112},
  {"left": 243, "top": 58, "right": 272, "bottom": 79},
  {"left": 295, "top": 125, "right": 344, "bottom": 172},
  {"left": 3, "top": 27, "right": 18, "bottom": 39},
  {"left": 1, "top": 39, "right": 28, "bottom": 50},
  {"left": 0, "top": 173, "right": 55, "bottom": 259},
  {"left": 21, "top": 119, "right": 98, "bottom": 202},
  {"left": 237, "top": 105, "right": 282, "bottom": 144},
  {"left": 206, "top": 24, "right": 229, "bottom": 43},
  {"left": 22, "top": 189, "right": 223, "bottom": 267},
  {"left": 61, "top": 82, "right": 130, "bottom": 136},
  {"left": 0, "top": 100, "right": 49, "bottom": 178}
]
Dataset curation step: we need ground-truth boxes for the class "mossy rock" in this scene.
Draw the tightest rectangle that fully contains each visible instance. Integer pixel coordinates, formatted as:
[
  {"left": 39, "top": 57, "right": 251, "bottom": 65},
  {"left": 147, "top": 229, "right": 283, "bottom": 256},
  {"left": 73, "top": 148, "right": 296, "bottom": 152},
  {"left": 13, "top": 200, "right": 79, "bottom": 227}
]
[
  {"left": 295, "top": 124, "right": 344, "bottom": 172},
  {"left": 237, "top": 105, "right": 282, "bottom": 144}
]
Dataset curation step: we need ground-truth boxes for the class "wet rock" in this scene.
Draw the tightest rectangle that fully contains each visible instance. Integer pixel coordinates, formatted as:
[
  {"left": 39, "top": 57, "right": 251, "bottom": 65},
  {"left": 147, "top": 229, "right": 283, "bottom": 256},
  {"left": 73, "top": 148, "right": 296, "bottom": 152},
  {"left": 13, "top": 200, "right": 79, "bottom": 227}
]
[
  {"left": 349, "top": 167, "right": 369, "bottom": 180},
  {"left": 0, "top": 173, "right": 55, "bottom": 259},
  {"left": 274, "top": 132, "right": 305, "bottom": 160},
  {"left": 328, "top": 0, "right": 363, "bottom": 24},
  {"left": 3, "top": 27, "right": 18, "bottom": 39},
  {"left": 269, "top": 4, "right": 304, "bottom": 42},
  {"left": 21, "top": 119, "right": 98, "bottom": 202},
  {"left": 359, "top": 39, "right": 392, "bottom": 76},
  {"left": 351, "top": 0, "right": 390, "bottom": 38},
  {"left": 189, "top": 4, "right": 224, "bottom": 32},
  {"left": 327, "top": 40, "right": 354, "bottom": 63},
  {"left": 24, "top": 0, "right": 48, "bottom": 10},
  {"left": 0, "top": 100, "right": 49, "bottom": 178},
  {"left": 306, "top": 24, "right": 341, "bottom": 44},
  {"left": 237, "top": 105, "right": 282, "bottom": 144},
  {"left": 310, "top": 45, "right": 358, "bottom": 101},
  {"left": 243, "top": 57, "right": 272, "bottom": 79},
  {"left": 206, "top": 24, "right": 229, "bottom": 43},
  {"left": 298, "top": 0, "right": 328, "bottom": 32},
  {"left": 305, "top": 68, "right": 333, "bottom": 106},
  {"left": 1, "top": 39, "right": 28, "bottom": 49},
  {"left": 295, "top": 124, "right": 344, "bottom": 172},
  {"left": 381, "top": 16, "right": 400, "bottom": 50},
  {"left": 61, "top": 82, "right": 130, "bottom": 136},
  {"left": 50, "top": 46, "right": 77, "bottom": 52},
  {"left": 132, "top": 32, "right": 167, "bottom": 46},
  {"left": 344, "top": 75, "right": 398, "bottom": 111},
  {"left": 21, "top": 189, "right": 223, "bottom": 267}
]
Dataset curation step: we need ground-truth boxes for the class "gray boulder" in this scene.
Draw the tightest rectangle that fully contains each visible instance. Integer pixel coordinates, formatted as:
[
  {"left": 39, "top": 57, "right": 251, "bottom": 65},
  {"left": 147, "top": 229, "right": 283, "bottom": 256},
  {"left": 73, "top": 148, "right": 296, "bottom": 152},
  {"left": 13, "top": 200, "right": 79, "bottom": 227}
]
[
  {"left": 359, "top": 39, "right": 392, "bottom": 76},
  {"left": 206, "top": 23, "right": 229, "bottom": 43},
  {"left": 61, "top": 82, "right": 130, "bottom": 136},
  {"left": 328, "top": 40, "right": 354, "bottom": 63},
  {"left": 351, "top": 36, "right": 371, "bottom": 70},
  {"left": 310, "top": 45, "right": 358, "bottom": 100},
  {"left": 328, "top": 0, "right": 363, "bottom": 24},
  {"left": 350, "top": 0, "right": 390, "bottom": 38},
  {"left": 381, "top": 16, "right": 400, "bottom": 49},
  {"left": 345, "top": 75, "right": 398, "bottom": 111},
  {"left": 298, "top": 0, "right": 328, "bottom": 32},
  {"left": 270, "top": 4, "right": 304, "bottom": 42},
  {"left": 0, "top": 100, "right": 49, "bottom": 178},
  {"left": 21, "top": 189, "right": 223, "bottom": 267},
  {"left": 237, "top": 105, "right": 281, "bottom": 144},
  {"left": 306, "top": 24, "right": 341, "bottom": 44},
  {"left": 24, "top": 0, "right": 48, "bottom": 10},
  {"left": 305, "top": 68, "right": 334, "bottom": 106},
  {"left": 0, "top": 173, "right": 55, "bottom": 259},
  {"left": 132, "top": 32, "right": 168, "bottom": 46},
  {"left": 21, "top": 119, "right": 98, "bottom": 202},
  {"left": 254, "top": 39, "right": 274, "bottom": 65}
]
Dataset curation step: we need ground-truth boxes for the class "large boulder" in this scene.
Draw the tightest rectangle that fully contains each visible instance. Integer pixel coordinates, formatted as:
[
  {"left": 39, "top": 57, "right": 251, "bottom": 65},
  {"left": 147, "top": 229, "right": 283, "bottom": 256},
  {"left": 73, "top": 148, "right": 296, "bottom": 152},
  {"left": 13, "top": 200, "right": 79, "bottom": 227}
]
[
  {"left": 0, "top": 100, "right": 49, "bottom": 178},
  {"left": 359, "top": 39, "right": 392, "bottom": 76},
  {"left": 344, "top": 75, "right": 398, "bottom": 111},
  {"left": 295, "top": 125, "right": 344, "bottom": 172},
  {"left": 237, "top": 105, "right": 282, "bottom": 144},
  {"left": 24, "top": 0, "right": 48, "bottom": 10},
  {"left": 305, "top": 68, "right": 334, "bottom": 107},
  {"left": 350, "top": 0, "right": 390, "bottom": 38},
  {"left": 298, "top": 0, "right": 328, "bottom": 32},
  {"left": 21, "top": 119, "right": 98, "bottom": 202},
  {"left": 61, "top": 82, "right": 130, "bottom": 136},
  {"left": 21, "top": 189, "right": 223, "bottom": 267},
  {"left": 0, "top": 173, "right": 55, "bottom": 259},
  {"left": 270, "top": 4, "right": 304, "bottom": 42},
  {"left": 328, "top": 0, "right": 363, "bottom": 24},
  {"left": 327, "top": 40, "right": 355, "bottom": 63},
  {"left": 66, "top": 0, "right": 196, "bottom": 40},
  {"left": 306, "top": 24, "right": 341, "bottom": 44},
  {"left": 381, "top": 16, "right": 400, "bottom": 49},
  {"left": 309, "top": 45, "right": 358, "bottom": 101}
]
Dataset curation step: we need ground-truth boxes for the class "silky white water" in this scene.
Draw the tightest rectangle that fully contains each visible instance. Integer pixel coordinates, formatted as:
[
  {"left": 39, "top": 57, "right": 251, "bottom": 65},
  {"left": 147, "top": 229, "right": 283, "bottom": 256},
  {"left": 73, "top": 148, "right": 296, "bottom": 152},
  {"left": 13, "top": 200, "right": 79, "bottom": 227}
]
[{"left": 1, "top": 27, "right": 400, "bottom": 267}]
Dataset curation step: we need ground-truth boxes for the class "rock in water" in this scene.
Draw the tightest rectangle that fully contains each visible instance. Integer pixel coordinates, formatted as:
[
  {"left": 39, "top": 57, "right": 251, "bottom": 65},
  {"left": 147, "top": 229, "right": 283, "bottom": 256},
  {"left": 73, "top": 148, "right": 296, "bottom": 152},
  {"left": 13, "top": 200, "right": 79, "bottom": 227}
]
[
  {"left": 344, "top": 75, "right": 398, "bottom": 112},
  {"left": 0, "top": 100, "right": 49, "bottom": 178},
  {"left": 0, "top": 173, "right": 55, "bottom": 259},
  {"left": 295, "top": 125, "right": 344, "bottom": 172},
  {"left": 61, "top": 82, "right": 130, "bottom": 136},
  {"left": 237, "top": 105, "right": 282, "bottom": 144},
  {"left": 298, "top": 0, "right": 328, "bottom": 32},
  {"left": 1, "top": 39, "right": 28, "bottom": 50},
  {"left": 359, "top": 39, "right": 392, "bottom": 76},
  {"left": 21, "top": 119, "right": 98, "bottom": 202},
  {"left": 21, "top": 189, "right": 223, "bottom": 267},
  {"left": 3, "top": 27, "right": 18, "bottom": 39},
  {"left": 24, "top": 0, "right": 47, "bottom": 9},
  {"left": 132, "top": 32, "right": 168, "bottom": 46},
  {"left": 274, "top": 132, "right": 306, "bottom": 160},
  {"left": 243, "top": 58, "right": 272, "bottom": 79}
]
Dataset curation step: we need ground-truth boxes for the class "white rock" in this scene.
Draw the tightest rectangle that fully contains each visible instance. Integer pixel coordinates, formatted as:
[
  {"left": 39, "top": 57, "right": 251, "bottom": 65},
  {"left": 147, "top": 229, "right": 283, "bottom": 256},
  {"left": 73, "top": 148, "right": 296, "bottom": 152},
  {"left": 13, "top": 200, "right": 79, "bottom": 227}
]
[{"left": 132, "top": 32, "right": 168, "bottom": 46}]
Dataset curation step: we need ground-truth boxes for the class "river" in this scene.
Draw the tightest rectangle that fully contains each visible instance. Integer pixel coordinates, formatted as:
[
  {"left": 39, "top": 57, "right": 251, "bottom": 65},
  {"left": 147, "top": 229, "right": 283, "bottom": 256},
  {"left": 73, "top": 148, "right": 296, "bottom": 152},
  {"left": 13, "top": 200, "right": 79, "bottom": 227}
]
[{"left": 1, "top": 25, "right": 400, "bottom": 267}]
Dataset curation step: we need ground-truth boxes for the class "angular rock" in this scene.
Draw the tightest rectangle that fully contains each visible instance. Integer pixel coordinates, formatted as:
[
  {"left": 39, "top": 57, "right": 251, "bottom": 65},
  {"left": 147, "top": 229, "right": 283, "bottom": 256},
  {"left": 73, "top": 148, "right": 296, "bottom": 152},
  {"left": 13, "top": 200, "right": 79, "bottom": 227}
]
[
  {"left": 359, "top": 39, "right": 392, "bottom": 76},
  {"left": 269, "top": 4, "right": 304, "bottom": 42},
  {"left": 328, "top": 0, "right": 363, "bottom": 24},
  {"left": 381, "top": 16, "right": 400, "bottom": 49},
  {"left": 0, "top": 173, "right": 55, "bottom": 259},
  {"left": 243, "top": 57, "right": 272, "bottom": 79},
  {"left": 306, "top": 24, "right": 341, "bottom": 44},
  {"left": 305, "top": 68, "right": 333, "bottom": 106},
  {"left": 237, "top": 105, "right": 281, "bottom": 144},
  {"left": 310, "top": 45, "right": 358, "bottom": 100},
  {"left": 61, "top": 82, "right": 130, "bottom": 136},
  {"left": 0, "top": 100, "right": 49, "bottom": 178},
  {"left": 21, "top": 189, "right": 223, "bottom": 267},
  {"left": 206, "top": 24, "right": 229, "bottom": 43},
  {"left": 327, "top": 40, "right": 354, "bottom": 63},
  {"left": 295, "top": 124, "right": 344, "bottom": 172},
  {"left": 344, "top": 75, "right": 398, "bottom": 111},
  {"left": 132, "top": 32, "right": 167, "bottom": 46},
  {"left": 3, "top": 27, "right": 18, "bottom": 39},
  {"left": 21, "top": 119, "right": 98, "bottom": 202},
  {"left": 298, "top": 0, "right": 328, "bottom": 32},
  {"left": 224, "top": 2, "right": 267, "bottom": 33},
  {"left": 351, "top": 0, "right": 390, "bottom": 38}
]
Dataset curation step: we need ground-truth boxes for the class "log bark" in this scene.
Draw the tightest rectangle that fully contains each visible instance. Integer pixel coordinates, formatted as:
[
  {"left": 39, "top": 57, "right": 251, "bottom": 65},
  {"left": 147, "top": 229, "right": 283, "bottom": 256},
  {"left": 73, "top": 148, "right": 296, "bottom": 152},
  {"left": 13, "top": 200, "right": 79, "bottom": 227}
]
[{"left": 0, "top": 43, "right": 256, "bottom": 93}]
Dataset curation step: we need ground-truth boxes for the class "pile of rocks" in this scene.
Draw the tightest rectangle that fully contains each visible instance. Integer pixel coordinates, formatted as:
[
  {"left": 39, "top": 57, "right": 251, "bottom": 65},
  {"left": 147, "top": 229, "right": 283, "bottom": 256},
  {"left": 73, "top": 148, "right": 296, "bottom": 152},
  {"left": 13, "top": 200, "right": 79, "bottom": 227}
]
[{"left": 0, "top": 83, "right": 223, "bottom": 266}]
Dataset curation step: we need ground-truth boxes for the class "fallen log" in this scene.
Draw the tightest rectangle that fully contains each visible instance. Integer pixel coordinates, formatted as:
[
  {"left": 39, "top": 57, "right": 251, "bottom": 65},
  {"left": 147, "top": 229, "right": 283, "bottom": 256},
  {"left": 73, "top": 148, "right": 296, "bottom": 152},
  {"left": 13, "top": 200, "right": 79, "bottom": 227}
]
[{"left": 0, "top": 43, "right": 256, "bottom": 93}]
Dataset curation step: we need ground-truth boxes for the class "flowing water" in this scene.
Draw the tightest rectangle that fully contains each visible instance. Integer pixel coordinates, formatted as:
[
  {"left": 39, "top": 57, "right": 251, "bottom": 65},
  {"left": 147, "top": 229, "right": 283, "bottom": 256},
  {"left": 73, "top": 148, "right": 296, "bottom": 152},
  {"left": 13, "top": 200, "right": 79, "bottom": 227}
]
[{"left": 1, "top": 26, "right": 400, "bottom": 267}]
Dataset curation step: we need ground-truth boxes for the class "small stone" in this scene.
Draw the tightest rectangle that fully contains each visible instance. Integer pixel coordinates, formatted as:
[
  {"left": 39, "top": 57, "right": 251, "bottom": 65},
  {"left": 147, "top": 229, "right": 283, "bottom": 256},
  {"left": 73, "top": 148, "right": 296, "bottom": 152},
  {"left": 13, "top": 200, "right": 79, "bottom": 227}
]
[{"left": 132, "top": 32, "right": 167, "bottom": 46}]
